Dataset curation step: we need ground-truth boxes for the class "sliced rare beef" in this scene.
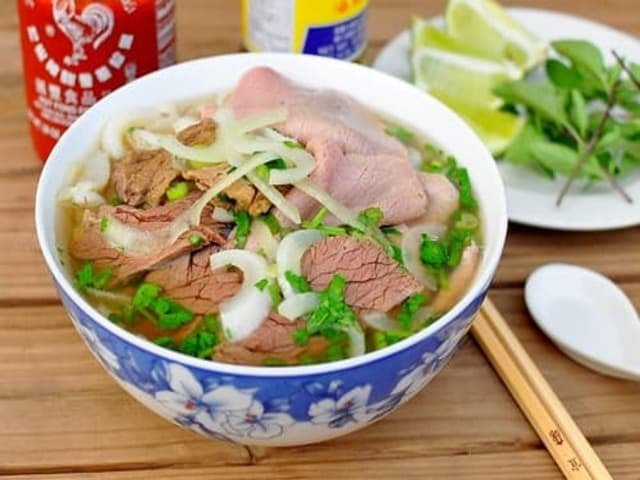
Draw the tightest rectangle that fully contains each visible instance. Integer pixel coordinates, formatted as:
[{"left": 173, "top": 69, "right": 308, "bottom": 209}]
[
  {"left": 145, "top": 246, "right": 242, "bottom": 315},
  {"left": 227, "top": 66, "right": 428, "bottom": 225},
  {"left": 416, "top": 172, "right": 459, "bottom": 225},
  {"left": 112, "top": 149, "right": 180, "bottom": 208},
  {"left": 69, "top": 196, "right": 227, "bottom": 284},
  {"left": 212, "top": 314, "right": 328, "bottom": 366},
  {"left": 183, "top": 164, "right": 272, "bottom": 216},
  {"left": 301, "top": 236, "right": 423, "bottom": 312},
  {"left": 176, "top": 118, "right": 217, "bottom": 146}
]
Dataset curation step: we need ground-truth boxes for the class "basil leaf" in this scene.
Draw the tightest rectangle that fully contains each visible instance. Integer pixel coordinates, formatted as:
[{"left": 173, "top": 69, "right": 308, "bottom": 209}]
[
  {"left": 552, "top": 39, "right": 606, "bottom": 89},
  {"left": 529, "top": 140, "right": 601, "bottom": 178},
  {"left": 546, "top": 59, "right": 582, "bottom": 89},
  {"left": 494, "top": 80, "right": 569, "bottom": 127},
  {"left": 502, "top": 122, "right": 544, "bottom": 166},
  {"left": 569, "top": 89, "right": 588, "bottom": 138}
]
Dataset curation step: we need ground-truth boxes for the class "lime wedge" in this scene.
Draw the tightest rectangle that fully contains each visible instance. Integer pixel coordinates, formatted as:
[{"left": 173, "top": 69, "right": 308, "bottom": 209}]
[
  {"left": 439, "top": 93, "right": 525, "bottom": 154},
  {"left": 411, "top": 44, "right": 521, "bottom": 109},
  {"left": 445, "top": 0, "right": 546, "bottom": 71}
]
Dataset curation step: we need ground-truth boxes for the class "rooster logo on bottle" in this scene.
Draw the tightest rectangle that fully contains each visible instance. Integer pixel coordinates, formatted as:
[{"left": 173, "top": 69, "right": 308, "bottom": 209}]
[{"left": 52, "top": 0, "right": 115, "bottom": 66}]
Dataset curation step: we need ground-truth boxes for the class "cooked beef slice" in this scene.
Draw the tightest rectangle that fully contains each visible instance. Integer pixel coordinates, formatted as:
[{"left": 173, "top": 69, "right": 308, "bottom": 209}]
[
  {"left": 183, "top": 164, "right": 272, "bottom": 216},
  {"left": 417, "top": 172, "right": 459, "bottom": 225},
  {"left": 227, "top": 66, "right": 428, "bottom": 225},
  {"left": 213, "top": 314, "right": 328, "bottom": 366},
  {"left": 301, "top": 236, "right": 423, "bottom": 312},
  {"left": 69, "top": 196, "right": 226, "bottom": 284},
  {"left": 145, "top": 246, "right": 242, "bottom": 315},
  {"left": 176, "top": 118, "right": 217, "bottom": 146},
  {"left": 112, "top": 149, "right": 180, "bottom": 208}
]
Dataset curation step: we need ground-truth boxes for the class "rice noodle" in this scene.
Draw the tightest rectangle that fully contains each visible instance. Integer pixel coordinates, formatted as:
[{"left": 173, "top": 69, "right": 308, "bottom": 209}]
[
  {"left": 209, "top": 249, "right": 271, "bottom": 341},
  {"left": 58, "top": 150, "right": 110, "bottom": 207},
  {"left": 102, "top": 108, "right": 166, "bottom": 159}
]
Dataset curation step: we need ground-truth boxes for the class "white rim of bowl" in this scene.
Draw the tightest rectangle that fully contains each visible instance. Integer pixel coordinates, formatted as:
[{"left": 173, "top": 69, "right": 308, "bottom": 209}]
[{"left": 35, "top": 52, "right": 507, "bottom": 378}]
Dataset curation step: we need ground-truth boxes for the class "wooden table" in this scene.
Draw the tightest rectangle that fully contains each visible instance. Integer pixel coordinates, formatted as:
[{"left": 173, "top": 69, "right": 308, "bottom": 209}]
[{"left": 1, "top": 1, "right": 639, "bottom": 478}]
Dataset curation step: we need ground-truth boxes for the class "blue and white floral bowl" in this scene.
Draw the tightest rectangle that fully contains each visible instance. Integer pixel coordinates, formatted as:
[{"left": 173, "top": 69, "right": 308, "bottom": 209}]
[{"left": 35, "top": 53, "right": 507, "bottom": 446}]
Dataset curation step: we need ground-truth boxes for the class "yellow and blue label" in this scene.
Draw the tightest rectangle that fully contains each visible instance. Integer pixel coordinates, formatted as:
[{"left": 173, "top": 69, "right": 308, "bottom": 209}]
[{"left": 242, "top": 0, "right": 369, "bottom": 61}]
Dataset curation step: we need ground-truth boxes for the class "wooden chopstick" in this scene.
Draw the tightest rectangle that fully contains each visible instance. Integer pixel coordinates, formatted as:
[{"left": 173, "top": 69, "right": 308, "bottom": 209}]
[{"left": 470, "top": 298, "right": 611, "bottom": 480}]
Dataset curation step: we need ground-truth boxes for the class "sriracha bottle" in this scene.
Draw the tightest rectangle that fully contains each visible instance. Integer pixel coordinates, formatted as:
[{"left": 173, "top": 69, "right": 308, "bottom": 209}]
[{"left": 17, "top": 0, "right": 177, "bottom": 161}]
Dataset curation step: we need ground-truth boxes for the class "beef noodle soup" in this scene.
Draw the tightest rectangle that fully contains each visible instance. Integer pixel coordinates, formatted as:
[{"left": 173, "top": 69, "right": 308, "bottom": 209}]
[{"left": 58, "top": 67, "right": 482, "bottom": 366}]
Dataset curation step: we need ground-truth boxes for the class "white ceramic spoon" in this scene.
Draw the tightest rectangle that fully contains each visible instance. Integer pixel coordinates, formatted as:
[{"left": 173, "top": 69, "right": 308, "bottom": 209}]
[{"left": 525, "top": 263, "right": 640, "bottom": 381}]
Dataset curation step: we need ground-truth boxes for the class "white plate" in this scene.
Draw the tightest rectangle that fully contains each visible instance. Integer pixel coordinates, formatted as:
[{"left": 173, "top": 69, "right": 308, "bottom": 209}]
[{"left": 373, "top": 8, "right": 640, "bottom": 231}]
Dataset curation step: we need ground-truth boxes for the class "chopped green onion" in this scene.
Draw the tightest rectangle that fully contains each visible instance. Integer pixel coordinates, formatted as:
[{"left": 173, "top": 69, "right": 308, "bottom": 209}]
[
  {"left": 397, "top": 293, "right": 426, "bottom": 330},
  {"left": 166, "top": 181, "right": 190, "bottom": 201},
  {"left": 267, "top": 281, "right": 282, "bottom": 307},
  {"left": 188, "top": 234, "right": 204, "bottom": 247},
  {"left": 385, "top": 124, "right": 414, "bottom": 143},
  {"left": 99, "top": 216, "right": 110, "bottom": 233},
  {"left": 234, "top": 211, "right": 252, "bottom": 249},
  {"left": 302, "top": 207, "right": 328, "bottom": 230},
  {"left": 284, "top": 270, "right": 312, "bottom": 293}
]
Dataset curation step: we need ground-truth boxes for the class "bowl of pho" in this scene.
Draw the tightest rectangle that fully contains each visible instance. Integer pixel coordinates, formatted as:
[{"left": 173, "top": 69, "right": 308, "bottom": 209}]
[{"left": 35, "top": 53, "right": 507, "bottom": 446}]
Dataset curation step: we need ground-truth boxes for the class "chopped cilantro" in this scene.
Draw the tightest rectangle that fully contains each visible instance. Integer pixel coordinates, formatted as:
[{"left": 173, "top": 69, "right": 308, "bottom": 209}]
[
  {"left": 397, "top": 293, "right": 426, "bottom": 330},
  {"left": 292, "top": 328, "right": 310, "bottom": 346},
  {"left": 358, "top": 207, "right": 384, "bottom": 229},
  {"left": 234, "top": 211, "right": 251, "bottom": 249},
  {"left": 419, "top": 236, "right": 448, "bottom": 268},
  {"left": 385, "top": 124, "right": 414, "bottom": 143},
  {"left": 254, "top": 278, "right": 269, "bottom": 291},
  {"left": 203, "top": 314, "right": 220, "bottom": 333},
  {"left": 108, "top": 196, "right": 124, "bottom": 206},
  {"left": 131, "top": 282, "right": 193, "bottom": 329},
  {"left": 371, "top": 330, "right": 411, "bottom": 350},
  {"left": 306, "top": 275, "right": 356, "bottom": 335},
  {"left": 179, "top": 330, "right": 218, "bottom": 358},
  {"left": 75, "top": 261, "right": 113, "bottom": 291},
  {"left": 298, "top": 353, "right": 316, "bottom": 365},
  {"left": 325, "top": 343, "right": 346, "bottom": 362},
  {"left": 284, "top": 270, "right": 311, "bottom": 293},
  {"left": 188, "top": 234, "right": 204, "bottom": 247}
]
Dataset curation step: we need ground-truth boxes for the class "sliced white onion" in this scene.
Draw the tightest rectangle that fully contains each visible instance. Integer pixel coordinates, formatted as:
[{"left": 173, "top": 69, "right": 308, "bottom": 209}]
[
  {"left": 245, "top": 219, "right": 279, "bottom": 262},
  {"left": 276, "top": 229, "right": 326, "bottom": 298},
  {"left": 132, "top": 129, "right": 225, "bottom": 164},
  {"left": 295, "top": 179, "right": 365, "bottom": 230},
  {"left": 211, "top": 206, "right": 235, "bottom": 223},
  {"left": 401, "top": 223, "right": 447, "bottom": 291},
  {"left": 172, "top": 115, "right": 200, "bottom": 133},
  {"left": 102, "top": 152, "right": 277, "bottom": 255},
  {"left": 101, "top": 108, "right": 158, "bottom": 159},
  {"left": 247, "top": 172, "right": 301, "bottom": 225},
  {"left": 277, "top": 292, "right": 320, "bottom": 320},
  {"left": 209, "top": 249, "right": 271, "bottom": 342},
  {"left": 344, "top": 324, "right": 366, "bottom": 358},
  {"left": 361, "top": 311, "right": 400, "bottom": 332}
]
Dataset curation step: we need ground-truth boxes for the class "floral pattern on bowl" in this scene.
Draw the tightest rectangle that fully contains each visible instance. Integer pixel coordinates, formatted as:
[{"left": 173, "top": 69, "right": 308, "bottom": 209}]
[{"left": 61, "top": 284, "right": 486, "bottom": 446}]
